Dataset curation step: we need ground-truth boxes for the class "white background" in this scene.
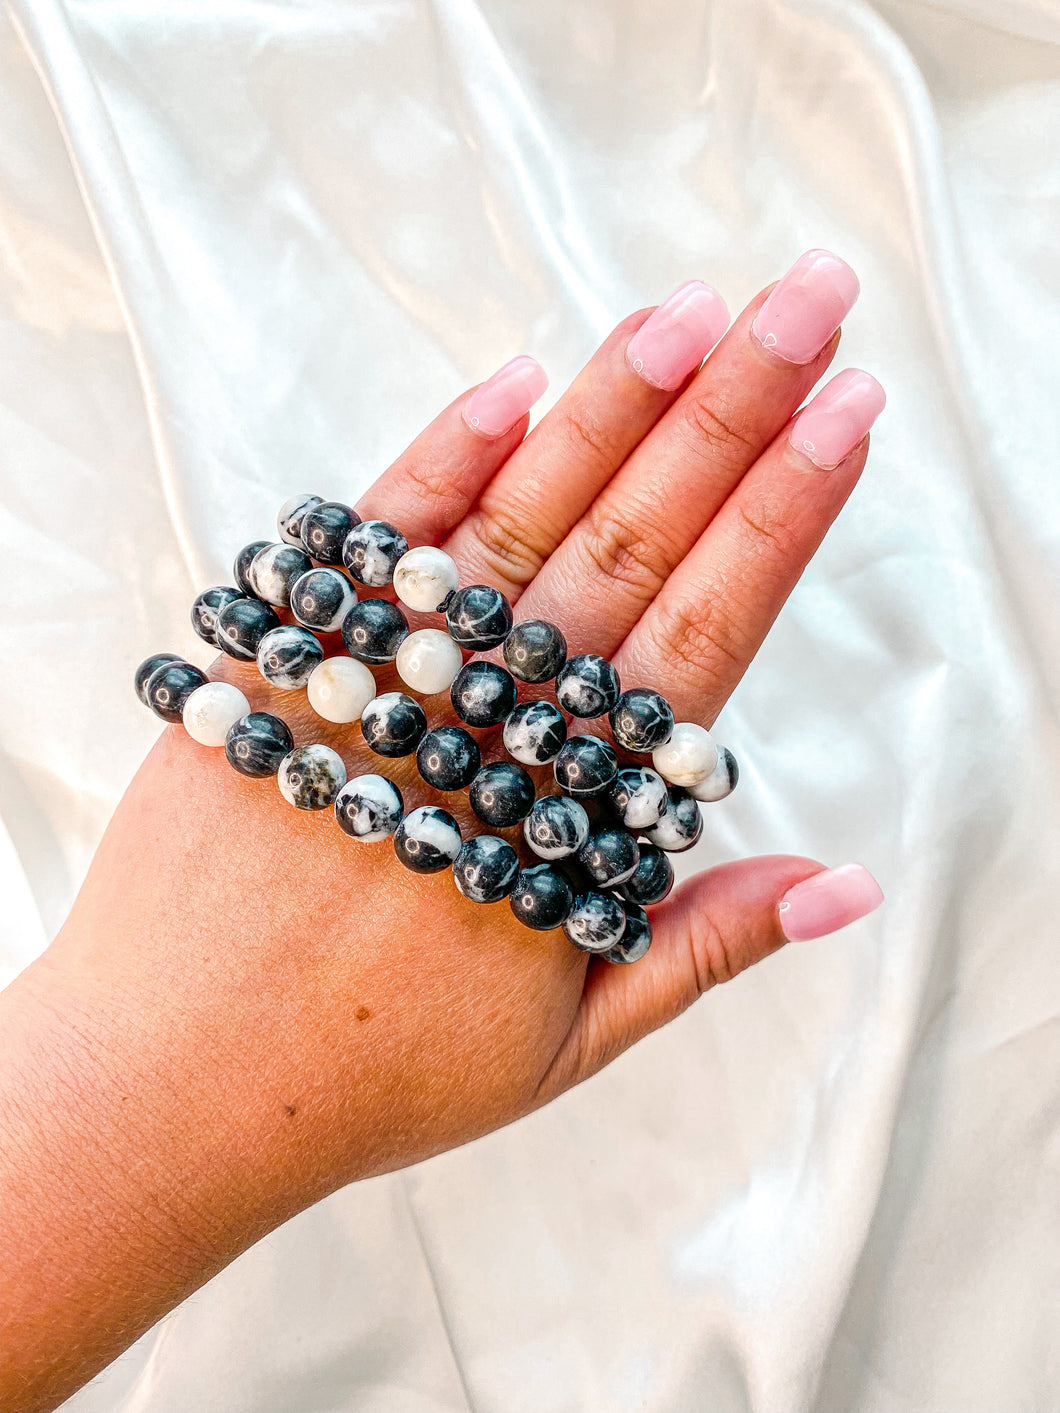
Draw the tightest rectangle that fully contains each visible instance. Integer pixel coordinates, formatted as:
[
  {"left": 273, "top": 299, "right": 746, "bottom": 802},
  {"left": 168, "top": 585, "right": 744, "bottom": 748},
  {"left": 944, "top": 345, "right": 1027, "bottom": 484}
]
[{"left": 1, "top": 1, "right": 1057, "bottom": 1409}]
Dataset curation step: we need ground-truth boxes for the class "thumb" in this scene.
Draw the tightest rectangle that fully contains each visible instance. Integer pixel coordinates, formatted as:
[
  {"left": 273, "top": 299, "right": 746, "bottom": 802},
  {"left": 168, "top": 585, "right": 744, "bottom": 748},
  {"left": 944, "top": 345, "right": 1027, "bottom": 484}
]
[{"left": 537, "top": 856, "right": 884, "bottom": 1098}]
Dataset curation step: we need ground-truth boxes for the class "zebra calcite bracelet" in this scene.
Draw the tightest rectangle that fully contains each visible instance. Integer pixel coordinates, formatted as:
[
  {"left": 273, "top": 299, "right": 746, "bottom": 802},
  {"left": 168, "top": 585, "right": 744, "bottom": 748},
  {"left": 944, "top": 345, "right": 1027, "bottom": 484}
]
[{"left": 135, "top": 495, "right": 740, "bottom": 965}]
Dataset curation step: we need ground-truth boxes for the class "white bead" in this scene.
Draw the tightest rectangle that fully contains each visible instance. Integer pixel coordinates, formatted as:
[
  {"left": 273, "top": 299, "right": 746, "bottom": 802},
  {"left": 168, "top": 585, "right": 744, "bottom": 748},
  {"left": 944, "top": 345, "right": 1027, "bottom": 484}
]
[
  {"left": 392, "top": 546, "right": 459, "bottom": 612},
  {"left": 690, "top": 746, "right": 739, "bottom": 802},
  {"left": 395, "top": 629, "right": 464, "bottom": 695},
  {"left": 306, "top": 657, "right": 377, "bottom": 723},
  {"left": 181, "top": 681, "right": 250, "bottom": 747},
  {"left": 651, "top": 721, "right": 718, "bottom": 788}
]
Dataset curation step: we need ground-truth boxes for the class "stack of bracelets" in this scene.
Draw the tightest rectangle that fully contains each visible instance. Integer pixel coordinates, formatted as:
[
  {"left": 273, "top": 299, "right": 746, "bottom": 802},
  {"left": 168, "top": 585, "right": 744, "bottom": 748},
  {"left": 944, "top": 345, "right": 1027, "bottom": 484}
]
[{"left": 135, "top": 494, "right": 739, "bottom": 966}]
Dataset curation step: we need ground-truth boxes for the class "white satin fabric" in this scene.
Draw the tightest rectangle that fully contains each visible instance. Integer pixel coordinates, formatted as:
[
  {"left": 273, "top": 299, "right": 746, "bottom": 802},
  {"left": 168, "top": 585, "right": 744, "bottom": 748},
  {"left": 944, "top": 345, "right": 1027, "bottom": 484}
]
[{"left": 2, "top": 0, "right": 1058, "bottom": 1408}]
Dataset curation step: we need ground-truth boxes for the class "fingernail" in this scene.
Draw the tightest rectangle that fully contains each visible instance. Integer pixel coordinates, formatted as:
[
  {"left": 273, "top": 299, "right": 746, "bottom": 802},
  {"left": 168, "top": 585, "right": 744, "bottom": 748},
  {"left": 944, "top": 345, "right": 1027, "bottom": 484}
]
[
  {"left": 463, "top": 355, "right": 549, "bottom": 439},
  {"left": 788, "top": 368, "right": 886, "bottom": 469},
  {"left": 625, "top": 281, "right": 731, "bottom": 391},
  {"left": 752, "top": 249, "right": 860, "bottom": 364},
  {"left": 778, "top": 863, "right": 884, "bottom": 941}
]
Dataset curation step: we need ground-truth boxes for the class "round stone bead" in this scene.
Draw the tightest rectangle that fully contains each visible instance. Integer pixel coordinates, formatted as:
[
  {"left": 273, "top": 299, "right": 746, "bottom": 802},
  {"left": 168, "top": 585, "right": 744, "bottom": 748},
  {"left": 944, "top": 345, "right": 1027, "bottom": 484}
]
[
  {"left": 300, "top": 500, "right": 360, "bottom": 564},
  {"left": 553, "top": 734, "right": 618, "bottom": 797},
  {"left": 469, "top": 762, "right": 536, "bottom": 828},
  {"left": 360, "top": 692, "right": 428, "bottom": 757},
  {"left": 416, "top": 726, "right": 481, "bottom": 791},
  {"left": 250, "top": 542, "right": 313, "bottom": 608},
  {"left": 609, "top": 766, "right": 669, "bottom": 830},
  {"left": 502, "top": 619, "right": 566, "bottom": 683},
  {"left": 334, "top": 773, "right": 404, "bottom": 842},
  {"left": 618, "top": 844, "right": 675, "bottom": 907},
  {"left": 609, "top": 688, "right": 675, "bottom": 753},
  {"left": 690, "top": 746, "right": 739, "bottom": 803},
  {"left": 342, "top": 520, "right": 409, "bottom": 587},
  {"left": 134, "top": 652, "right": 183, "bottom": 706},
  {"left": 341, "top": 598, "right": 409, "bottom": 664},
  {"left": 450, "top": 661, "right": 518, "bottom": 728},
  {"left": 393, "top": 545, "right": 460, "bottom": 612},
  {"left": 289, "top": 567, "right": 357, "bottom": 632},
  {"left": 182, "top": 681, "right": 251, "bottom": 747},
  {"left": 224, "top": 711, "right": 293, "bottom": 777},
  {"left": 645, "top": 786, "right": 703, "bottom": 853},
  {"left": 577, "top": 827, "right": 640, "bottom": 889},
  {"left": 603, "top": 903, "right": 653, "bottom": 964},
  {"left": 522, "top": 795, "right": 590, "bottom": 860},
  {"left": 256, "top": 625, "right": 324, "bottom": 690},
  {"left": 452, "top": 835, "right": 520, "bottom": 904},
  {"left": 191, "top": 586, "right": 245, "bottom": 648},
  {"left": 395, "top": 629, "right": 464, "bottom": 695},
  {"left": 509, "top": 864, "right": 575, "bottom": 931},
  {"left": 502, "top": 700, "right": 567, "bottom": 766},
  {"left": 555, "top": 654, "right": 621, "bottom": 718},
  {"left": 393, "top": 805, "right": 462, "bottom": 873},
  {"left": 306, "top": 657, "right": 376, "bottom": 724},
  {"left": 216, "top": 597, "right": 281, "bottom": 661},
  {"left": 444, "top": 584, "right": 513, "bottom": 651},
  {"left": 563, "top": 891, "right": 627, "bottom": 953},
  {"left": 277, "top": 493, "right": 323, "bottom": 547},
  {"left": 277, "top": 743, "right": 347, "bottom": 810},
  {"left": 144, "top": 661, "right": 208, "bottom": 723},
  {"left": 652, "top": 721, "right": 718, "bottom": 789},
  {"left": 233, "top": 540, "right": 272, "bottom": 596}
]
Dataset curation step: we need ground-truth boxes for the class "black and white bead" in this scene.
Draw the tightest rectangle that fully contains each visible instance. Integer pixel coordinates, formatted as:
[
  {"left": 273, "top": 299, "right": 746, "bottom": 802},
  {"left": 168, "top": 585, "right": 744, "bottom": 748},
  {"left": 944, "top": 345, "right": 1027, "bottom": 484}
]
[
  {"left": 618, "top": 844, "right": 675, "bottom": 907},
  {"left": 609, "top": 766, "right": 669, "bottom": 830},
  {"left": 652, "top": 721, "right": 718, "bottom": 789},
  {"left": 224, "top": 712, "right": 293, "bottom": 777},
  {"left": 576, "top": 827, "right": 640, "bottom": 889},
  {"left": 191, "top": 586, "right": 245, "bottom": 647},
  {"left": 469, "top": 762, "right": 536, "bottom": 828},
  {"left": 690, "top": 746, "right": 739, "bottom": 802},
  {"left": 609, "top": 688, "right": 675, "bottom": 753},
  {"left": 563, "top": 891, "right": 627, "bottom": 953},
  {"left": 452, "top": 835, "right": 520, "bottom": 903},
  {"left": 509, "top": 864, "right": 574, "bottom": 930},
  {"left": 256, "top": 625, "right": 324, "bottom": 690},
  {"left": 644, "top": 785, "right": 703, "bottom": 852},
  {"left": 301, "top": 501, "right": 360, "bottom": 565},
  {"left": 144, "top": 661, "right": 208, "bottom": 723},
  {"left": 216, "top": 598, "right": 281, "bottom": 661},
  {"left": 555, "top": 654, "right": 621, "bottom": 718},
  {"left": 502, "top": 700, "right": 567, "bottom": 766},
  {"left": 553, "top": 734, "right": 618, "bottom": 796},
  {"left": 334, "top": 774, "right": 404, "bottom": 842},
  {"left": 249, "top": 543, "right": 313, "bottom": 608},
  {"left": 341, "top": 598, "right": 410, "bottom": 664},
  {"left": 277, "top": 743, "right": 347, "bottom": 811},
  {"left": 444, "top": 585, "right": 513, "bottom": 651},
  {"left": 503, "top": 619, "right": 566, "bottom": 683},
  {"left": 360, "top": 692, "right": 428, "bottom": 757},
  {"left": 342, "top": 519, "right": 409, "bottom": 587},
  {"left": 522, "top": 795, "right": 590, "bottom": 860},
  {"left": 134, "top": 652, "right": 183, "bottom": 706},
  {"left": 277, "top": 493, "right": 323, "bottom": 547},
  {"left": 393, "top": 805, "right": 462, "bottom": 873},
  {"left": 450, "top": 661, "right": 518, "bottom": 728},
  {"left": 393, "top": 546, "right": 460, "bottom": 612},
  {"left": 416, "top": 726, "right": 481, "bottom": 791},
  {"left": 289, "top": 567, "right": 357, "bottom": 633},
  {"left": 603, "top": 903, "right": 652, "bottom": 964},
  {"left": 233, "top": 540, "right": 272, "bottom": 596}
]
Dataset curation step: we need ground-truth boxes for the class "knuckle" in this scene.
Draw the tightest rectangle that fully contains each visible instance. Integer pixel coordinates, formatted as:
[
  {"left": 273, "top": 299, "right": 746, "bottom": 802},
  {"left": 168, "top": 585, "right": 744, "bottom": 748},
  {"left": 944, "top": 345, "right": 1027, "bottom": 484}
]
[
  {"left": 680, "top": 397, "right": 757, "bottom": 468},
  {"left": 564, "top": 402, "right": 618, "bottom": 468},
  {"left": 580, "top": 501, "right": 670, "bottom": 601},
  {"left": 691, "top": 909, "right": 738, "bottom": 992},
  {"left": 649, "top": 596, "right": 747, "bottom": 684},
  {"left": 400, "top": 452, "right": 464, "bottom": 518},
  {"left": 737, "top": 500, "right": 792, "bottom": 556},
  {"left": 469, "top": 504, "right": 550, "bottom": 586}
]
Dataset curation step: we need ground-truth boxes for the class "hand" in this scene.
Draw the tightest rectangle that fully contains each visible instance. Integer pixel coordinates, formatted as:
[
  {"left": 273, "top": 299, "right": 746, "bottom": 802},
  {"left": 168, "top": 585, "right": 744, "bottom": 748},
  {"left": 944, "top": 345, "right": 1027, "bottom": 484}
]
[{"left": 1, "top": 254, "right": 884, "bottom": 1413}]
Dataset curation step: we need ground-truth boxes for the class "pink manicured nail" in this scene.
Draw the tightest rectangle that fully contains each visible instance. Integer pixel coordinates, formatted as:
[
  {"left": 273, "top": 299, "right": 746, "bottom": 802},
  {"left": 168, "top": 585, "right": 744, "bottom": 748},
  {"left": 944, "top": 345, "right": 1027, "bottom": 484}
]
[
  {"left": 752, "top": 249, "right": 860, "bottom": 364},
  {"left": 463, "top": 355, "right": 549, "bottom": 439},
  {"left": 788, "top": 368, "right": 886, "bottom": 469},
  {"left": 625, "top": 281, "right": 731, "bottom": 391},
  {"left": 778, "top": 864, "right": 884, "bottom": 941}
]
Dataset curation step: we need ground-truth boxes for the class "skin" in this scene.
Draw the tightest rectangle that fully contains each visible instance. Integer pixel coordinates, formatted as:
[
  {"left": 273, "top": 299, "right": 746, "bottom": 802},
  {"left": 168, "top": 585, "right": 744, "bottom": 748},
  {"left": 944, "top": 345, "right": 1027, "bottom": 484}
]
[{"left": 0, "top": 279, "right": 875, "bottom": 1413}]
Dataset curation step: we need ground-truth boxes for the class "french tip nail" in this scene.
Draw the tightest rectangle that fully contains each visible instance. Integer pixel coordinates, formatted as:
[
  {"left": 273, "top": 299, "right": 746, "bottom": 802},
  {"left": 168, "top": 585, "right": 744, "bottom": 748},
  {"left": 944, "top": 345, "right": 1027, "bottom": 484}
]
[
  {"left": 462, "top": 354, "right": 548, "bottom": 439},
  {"left": 779, "top": 862, "right": 884, "bottom": 942}
]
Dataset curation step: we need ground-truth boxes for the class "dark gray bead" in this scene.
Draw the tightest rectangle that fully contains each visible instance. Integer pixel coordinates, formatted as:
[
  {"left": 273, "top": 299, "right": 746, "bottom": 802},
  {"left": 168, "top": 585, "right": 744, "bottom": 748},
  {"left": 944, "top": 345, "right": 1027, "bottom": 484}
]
[
  {"left": 509, "top": 864, "right": 574, "bottom": 930},
  {"left": 289, "top": 567, "right": 357, "bottom": 633},
  {"left": 453, "top": 835, "right": 520, "bottom": 903},
  {"left": 416, "top": 726, "right": 481, "bottom": 791},
  {"left": 278, "top": 743, "right": 346, "bottom": 810},
  {"left": 469, "top": 762, "right": 535, "bottom": 827},
  {"left": 618, "top": 845, "right": 674, "bottom": 906},
  {"left": 609, "top": 688, "right": 675, "bottom": 753},
  {"left": 216, "top": 598, "right": 281, "bottom": 661},
  {"left": 224, "top": 712, "right": 294, "bottom": 777},
  {"left": 334, "top": 773, "right": 404, "bottom": 841},
  {"left": 393, "top": 805, "right": 462, "bottom": 873},
  {"left": 555, "top": 654, "right": 621, "bottom": 718},
  {"left": 563, "top": 891, "right": 627, "bottom": 953},
  {"left": 502, "top": 700, "right": 567, "bottom": 766},
  {"left": 250, "top": 543, "right": 314, "bottom": 607},
  {"left": 450, "top": 661, "right": 517, "bottom": 728},
  {"left": 503, "top": 620, "right": 567, "bottom": 683},
  {"left": 360, "top": 692, "right": 427, "bottom": 757},
  {"left": 277, "top": 494, "right": 323, "bottom": 547},
  {"left": 444, "top": 584, "right": 513, "bottom": 650},
  {"left": 577, "top": 827, "right": 640, "bottom": 888},
  {"left": 554, "top": 734, "right": 618, "bottom": 796},
  {"left": 256, "top": 625, "right": 324, "bottom": 690},
  {"left": 233, "top": 540, "right": 272, "bottom": 596},
  {"left": 603, "top": 903, "right": 652, "bottom": 964},
  {"left": 191, "top": 586, "right": 245, "bottom": 647},
  {"left": 522, "top": 795, "right": 590, "bottom": 860},
  {"left": 301, "top": 500, "right": 360, "bottom": 564},
  {"left": 342, "top": 519, "right": 409, "bottom": 586},
  {"left": 341, "top": 598, "right": 409, "bottom": 663},
  {"left": 144, "top": 661, "right": 207, "bottom": 723},
  {"left": 645, "top": 785, "right": 703, "bottom": 852},
  {"left": 135, "top": 652, "right": 183, "bottom": 706},
  {"left": 609, "top": 766, "right": 669, "bottom": 830}
]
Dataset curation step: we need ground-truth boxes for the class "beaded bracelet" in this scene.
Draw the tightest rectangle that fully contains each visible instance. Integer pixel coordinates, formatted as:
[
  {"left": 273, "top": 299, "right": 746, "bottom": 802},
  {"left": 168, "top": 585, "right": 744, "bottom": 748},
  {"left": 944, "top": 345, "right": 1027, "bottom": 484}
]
[{"left": 135, "top": 494, "right": 740, "bottom": 965}]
